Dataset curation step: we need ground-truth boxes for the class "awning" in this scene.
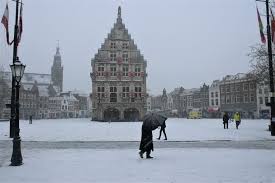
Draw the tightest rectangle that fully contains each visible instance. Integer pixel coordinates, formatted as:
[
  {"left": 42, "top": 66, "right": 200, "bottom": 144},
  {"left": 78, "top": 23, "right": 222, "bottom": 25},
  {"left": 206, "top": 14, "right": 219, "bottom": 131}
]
[{"left": 208, "top": 107, "right": 219, "bottom": 113}]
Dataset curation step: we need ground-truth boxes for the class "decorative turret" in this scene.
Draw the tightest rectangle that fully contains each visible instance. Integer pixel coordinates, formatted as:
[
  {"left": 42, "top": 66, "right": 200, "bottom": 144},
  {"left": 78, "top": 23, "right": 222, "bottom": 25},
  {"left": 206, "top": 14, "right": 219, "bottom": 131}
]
[
  {"left": 161, "top": 88, "right": 168, "bottom": 111},
  {"left": 117, "top": 6, "right": 122, "bottom": 24}
]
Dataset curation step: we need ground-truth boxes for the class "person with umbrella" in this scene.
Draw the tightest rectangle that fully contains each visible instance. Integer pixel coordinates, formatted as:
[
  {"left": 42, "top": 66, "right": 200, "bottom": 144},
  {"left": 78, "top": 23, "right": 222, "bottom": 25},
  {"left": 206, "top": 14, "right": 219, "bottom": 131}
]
[{"left": 139, "top": 113, "right": 167, "bottom": 159}]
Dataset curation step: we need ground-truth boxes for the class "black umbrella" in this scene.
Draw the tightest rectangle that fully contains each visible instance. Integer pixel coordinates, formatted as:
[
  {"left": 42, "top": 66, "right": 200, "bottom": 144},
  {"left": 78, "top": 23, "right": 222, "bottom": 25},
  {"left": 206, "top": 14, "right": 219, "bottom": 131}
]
[{"left": 142, "top": 113, "right": 167, "bottom": 130}]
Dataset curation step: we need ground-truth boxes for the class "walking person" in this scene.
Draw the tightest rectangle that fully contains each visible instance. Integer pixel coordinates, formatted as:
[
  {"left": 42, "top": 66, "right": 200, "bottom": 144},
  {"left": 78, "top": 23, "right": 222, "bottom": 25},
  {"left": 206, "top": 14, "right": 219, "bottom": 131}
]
[
  {"left": 157, "top": 121, "right": 167, "bottom": 140},
  {"left": 223, "top": 112, "right": 229, "bottom": 129},
  {"left": 234, "top": 112, "right": 241, "bottom": 129},
  {"left": 29, "top": 115, "right": 32, "bottom": 124},
  {"left": 139, "top": 123, "right": 154, "bottom": 159}
]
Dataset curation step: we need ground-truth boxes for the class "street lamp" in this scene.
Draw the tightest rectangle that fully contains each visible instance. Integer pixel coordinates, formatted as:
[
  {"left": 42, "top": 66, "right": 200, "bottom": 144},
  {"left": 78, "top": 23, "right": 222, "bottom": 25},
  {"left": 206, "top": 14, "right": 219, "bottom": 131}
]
[
  {"left": 10, "top": 58, "right": 25, "bottom": 84},
  {"left": 10, "top": 57, "right": 25, "bottom": 166}
]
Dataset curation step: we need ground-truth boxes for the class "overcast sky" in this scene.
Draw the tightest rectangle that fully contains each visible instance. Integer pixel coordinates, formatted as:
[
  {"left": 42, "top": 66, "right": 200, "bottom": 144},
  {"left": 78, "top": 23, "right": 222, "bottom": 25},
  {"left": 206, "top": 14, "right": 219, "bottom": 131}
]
[{"left": 0, "top": 0, "right": 269, "bottom": 95}]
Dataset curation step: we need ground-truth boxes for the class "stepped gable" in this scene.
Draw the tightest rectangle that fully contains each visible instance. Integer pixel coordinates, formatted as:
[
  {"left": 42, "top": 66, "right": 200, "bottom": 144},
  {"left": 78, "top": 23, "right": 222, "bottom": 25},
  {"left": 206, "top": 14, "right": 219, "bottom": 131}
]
[{"left": 94, "top": 6, "right": 145, "bottom": 64}]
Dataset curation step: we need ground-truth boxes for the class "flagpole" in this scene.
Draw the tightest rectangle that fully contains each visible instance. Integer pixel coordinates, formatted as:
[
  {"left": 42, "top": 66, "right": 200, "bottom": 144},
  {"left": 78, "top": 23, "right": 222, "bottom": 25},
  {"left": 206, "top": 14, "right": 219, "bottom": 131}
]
[
  {"left": 256, "top": 0, "right": 275, "bottom": 135},
  {"left": 264, "top": 0, "right": 275, "bottom": 135}
]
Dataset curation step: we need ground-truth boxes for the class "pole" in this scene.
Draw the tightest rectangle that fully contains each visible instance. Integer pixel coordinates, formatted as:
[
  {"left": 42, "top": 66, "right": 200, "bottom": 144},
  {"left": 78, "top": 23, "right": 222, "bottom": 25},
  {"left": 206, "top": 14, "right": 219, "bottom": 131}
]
[
  {"left": 9, "top": 0, "right": 20, "bottom": 138},
  {"left": 10, "top": 81, "right": 23, "bottom": 166},
  {"left": 265, "top": 0, "right": 275, "bottom": 135}
]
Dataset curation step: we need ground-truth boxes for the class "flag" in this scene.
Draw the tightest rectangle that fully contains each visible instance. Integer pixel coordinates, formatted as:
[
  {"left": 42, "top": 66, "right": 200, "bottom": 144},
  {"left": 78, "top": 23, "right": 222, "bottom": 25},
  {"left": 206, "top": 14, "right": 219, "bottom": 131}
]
[
  {"left": 1, "top": 3, "right": 11, "bottom": 45},
  {"left": 17, "top": 2, "right": 23, "bottom": 45},
  {"left": 270, "top": 8, "right": 275, "bottom": 44},
  {"left": 257, "top": 7, "right": 266, "bottom": 44}
]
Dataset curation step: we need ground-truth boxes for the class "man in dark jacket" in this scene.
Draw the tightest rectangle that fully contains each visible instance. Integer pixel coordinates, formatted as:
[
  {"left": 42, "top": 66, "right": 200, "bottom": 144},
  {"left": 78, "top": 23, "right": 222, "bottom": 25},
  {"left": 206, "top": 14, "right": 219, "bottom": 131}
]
[
  {"left": 139, "top": 124, "right": 154, "bottom": 159},
  {"left": 157, "top": 121, "right": 167, "bottom": 140},
  {"left": 223, "top": 112, "right": 229, "bottom": 129}
]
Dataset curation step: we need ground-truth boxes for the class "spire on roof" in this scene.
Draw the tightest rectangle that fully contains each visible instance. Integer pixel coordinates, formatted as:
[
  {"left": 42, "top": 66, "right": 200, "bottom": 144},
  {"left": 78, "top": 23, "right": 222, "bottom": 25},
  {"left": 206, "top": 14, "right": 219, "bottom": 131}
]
[
  {"left": 118, "top": 6, "right": 121, "bottom": 18},
  {"left": 55, "top": 41, "right": 60, "bottom": 56},
  {"left": 117, "top": 6, "right": 122, "bottom": 24}
]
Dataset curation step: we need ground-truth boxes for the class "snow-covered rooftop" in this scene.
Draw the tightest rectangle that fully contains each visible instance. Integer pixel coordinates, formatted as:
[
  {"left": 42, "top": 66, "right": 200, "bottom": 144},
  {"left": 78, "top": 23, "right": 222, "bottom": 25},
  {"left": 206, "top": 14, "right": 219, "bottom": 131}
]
[
  {"left": 221, "top": 73, "right": 248, "bottom": 81},
  {"left": 3, "top": 72, "right": 51, "bottom": 85}
]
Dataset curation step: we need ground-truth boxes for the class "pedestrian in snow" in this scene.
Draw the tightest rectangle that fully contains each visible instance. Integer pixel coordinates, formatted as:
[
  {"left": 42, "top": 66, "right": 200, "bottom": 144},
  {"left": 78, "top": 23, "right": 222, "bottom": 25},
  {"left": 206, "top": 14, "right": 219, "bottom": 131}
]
[
  {"left": 234, "top": 112, "right": 241, "bottom": 129},
  {"left": 157, "top": 121, "right": 167, "bottom": 140},
  {"left": 139, "top": 124, "right": 154, "bottom": 159},
  {"left": 223, "top": 112, "right": 229, "bottom": 129},
  {"left": 29, "top": 115, "right": 32, "bottom": 124}
]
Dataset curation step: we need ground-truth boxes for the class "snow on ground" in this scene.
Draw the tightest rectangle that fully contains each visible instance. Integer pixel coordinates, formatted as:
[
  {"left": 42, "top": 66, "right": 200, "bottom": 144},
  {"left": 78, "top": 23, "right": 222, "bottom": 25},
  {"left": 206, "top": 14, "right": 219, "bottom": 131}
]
[
  {"left": 0, "top": 148, "right": 275, "bottom": 183},
  {"left": 0, "top": 118, "right": 273, "bottom": 141},
  {"left": 1, "top": 119, "right": 274, "bottom": 183}
]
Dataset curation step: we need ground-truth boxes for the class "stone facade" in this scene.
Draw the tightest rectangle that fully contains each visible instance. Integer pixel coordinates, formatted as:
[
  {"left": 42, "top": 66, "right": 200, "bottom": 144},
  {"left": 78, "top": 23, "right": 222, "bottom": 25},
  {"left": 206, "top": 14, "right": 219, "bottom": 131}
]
[
  {"left": 220, "top": 73, "right": 257, "bottom": 118},
  {"left": 0, "top": 75, "right": 10, "bottom": 119},
  {"left": 171, "top": 87, "right": 185, "bottom": 117},
  {"left": 150, "top": 95, "right": 162, "bottom": 111},
  {"left": 170, "top": 85, "right": 209, "bottom": 117},
  {"left": 91, "top": 7, "right": 147, "bottom": 121},
  {"left": 73, "top": 93, "right": 89, "bottom": 118},
  {"left": 19, "top": 84, "right": 39, "bottom": 120},
  {"left": 192, "top": 83, "right": 209, "bottom": 117},
  {"left": 256, "top": 83, "right": 270, "bottom": 118},
  {"left": 0, "top": 46, "right": 65, "bottom": 119},
  {"left": 208, "top": 80, "right": 221, "bottom": 118}
]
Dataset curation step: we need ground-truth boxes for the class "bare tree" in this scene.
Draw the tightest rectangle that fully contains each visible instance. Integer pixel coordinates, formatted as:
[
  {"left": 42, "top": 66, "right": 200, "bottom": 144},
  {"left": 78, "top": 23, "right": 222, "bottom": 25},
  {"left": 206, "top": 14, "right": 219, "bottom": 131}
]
[
  {"left": 248, "top": 44, "right": 274, "bottom": 85},
  {"left": 0, "top": 65, "right": 4, "bottom": 79}
]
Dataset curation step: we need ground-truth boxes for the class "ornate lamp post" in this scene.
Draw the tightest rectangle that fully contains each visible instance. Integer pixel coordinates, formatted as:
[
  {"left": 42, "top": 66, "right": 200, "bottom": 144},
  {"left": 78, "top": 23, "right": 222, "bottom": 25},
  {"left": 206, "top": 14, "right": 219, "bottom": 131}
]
[
  {"left": 10, "top": 57, "right": 25, "bottom": 166},
  {"left": 9, "top": 0, "right": 21, "bottom": 138}
]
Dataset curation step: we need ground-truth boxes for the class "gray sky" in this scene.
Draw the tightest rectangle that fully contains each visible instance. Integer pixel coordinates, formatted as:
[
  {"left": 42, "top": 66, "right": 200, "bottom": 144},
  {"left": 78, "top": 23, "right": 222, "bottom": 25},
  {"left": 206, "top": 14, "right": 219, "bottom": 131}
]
[{"left": 0, "top": 0, "right": 265, "bottom": 95}]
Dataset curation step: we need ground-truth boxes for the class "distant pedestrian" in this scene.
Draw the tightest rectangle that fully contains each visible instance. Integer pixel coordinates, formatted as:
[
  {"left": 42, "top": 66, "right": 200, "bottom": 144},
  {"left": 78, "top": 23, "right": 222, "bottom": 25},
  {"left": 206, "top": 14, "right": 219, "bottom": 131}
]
[
  {"left": 157, "top": 121, "right": 167, "bottom": 140},
  {"left": 29, "top": 115, "right": 32, "bottom": 124},
  {"left": 139, "top": 124, "right": 154, "bottom": 159},
  {"left": 234, "top": 112, "right": 241, "bottom": 129},
  {"left": 223, "top": 112, "right": 229, "bottom": 129}
]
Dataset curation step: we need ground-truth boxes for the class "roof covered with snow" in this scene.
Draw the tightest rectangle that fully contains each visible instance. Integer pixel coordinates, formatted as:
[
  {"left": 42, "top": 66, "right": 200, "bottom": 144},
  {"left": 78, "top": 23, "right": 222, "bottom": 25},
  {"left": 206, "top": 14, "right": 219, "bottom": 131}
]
[{"left": 3, "top": 72, "right": 51, "bottom": 85}]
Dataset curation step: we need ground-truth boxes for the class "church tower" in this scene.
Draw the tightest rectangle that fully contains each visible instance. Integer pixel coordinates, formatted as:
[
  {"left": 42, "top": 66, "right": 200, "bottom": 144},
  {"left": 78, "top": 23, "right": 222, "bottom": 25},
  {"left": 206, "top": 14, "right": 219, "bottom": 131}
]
[
  {"left": 161, "top": 88, "right": 168, "bottom": 111},
  {"left": 91, "top": 7, "right": 147, "bottom": 121},
  {"left": 51, "top": 46, "right": 63, "bottom": 92}
]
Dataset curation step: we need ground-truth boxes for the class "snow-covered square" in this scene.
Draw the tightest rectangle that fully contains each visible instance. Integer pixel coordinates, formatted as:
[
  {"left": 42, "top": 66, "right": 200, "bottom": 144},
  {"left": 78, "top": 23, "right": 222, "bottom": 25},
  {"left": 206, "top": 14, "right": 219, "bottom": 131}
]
[
  {"left": 0, "top": 118, "right": 275, "bottom": 183},
  {"left": 0, "top": 118, "right": 273, "bottom": 141}
]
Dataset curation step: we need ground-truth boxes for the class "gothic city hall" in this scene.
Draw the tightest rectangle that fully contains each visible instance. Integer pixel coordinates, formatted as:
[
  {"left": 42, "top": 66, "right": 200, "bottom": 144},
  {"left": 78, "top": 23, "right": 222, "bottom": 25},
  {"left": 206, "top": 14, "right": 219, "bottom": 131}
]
[{"left": 90, "top": 7, "right": 147, "bottom": 121}]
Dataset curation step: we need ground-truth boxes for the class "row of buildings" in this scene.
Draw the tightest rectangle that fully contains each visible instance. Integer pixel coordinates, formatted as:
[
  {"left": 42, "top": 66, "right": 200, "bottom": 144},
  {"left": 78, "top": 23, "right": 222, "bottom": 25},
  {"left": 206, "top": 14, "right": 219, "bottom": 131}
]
[
  {"left": 0, "top": 47, "right": 90, "bottom": 120},
  {"left": 90, "top": 6, "right": 270, "bottom": 121},
  {"left": 148, "top": 73, "right": 270, "bottom": 119},
  {"left": 0, "top": 6, "right": 270, "bottom": 121}
]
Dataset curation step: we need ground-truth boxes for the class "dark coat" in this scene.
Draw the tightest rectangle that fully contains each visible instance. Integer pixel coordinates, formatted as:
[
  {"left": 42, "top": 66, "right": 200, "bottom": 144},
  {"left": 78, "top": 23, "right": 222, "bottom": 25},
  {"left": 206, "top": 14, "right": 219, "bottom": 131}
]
[
  {"left": 161, "top": 121, "right": 166, "bottom": 129},
  {"left": 139, "top": 124, "right": 154, "bottom": 152},
  {"left": 223, "top": 114, "right": 229, "bottom": 123}
]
